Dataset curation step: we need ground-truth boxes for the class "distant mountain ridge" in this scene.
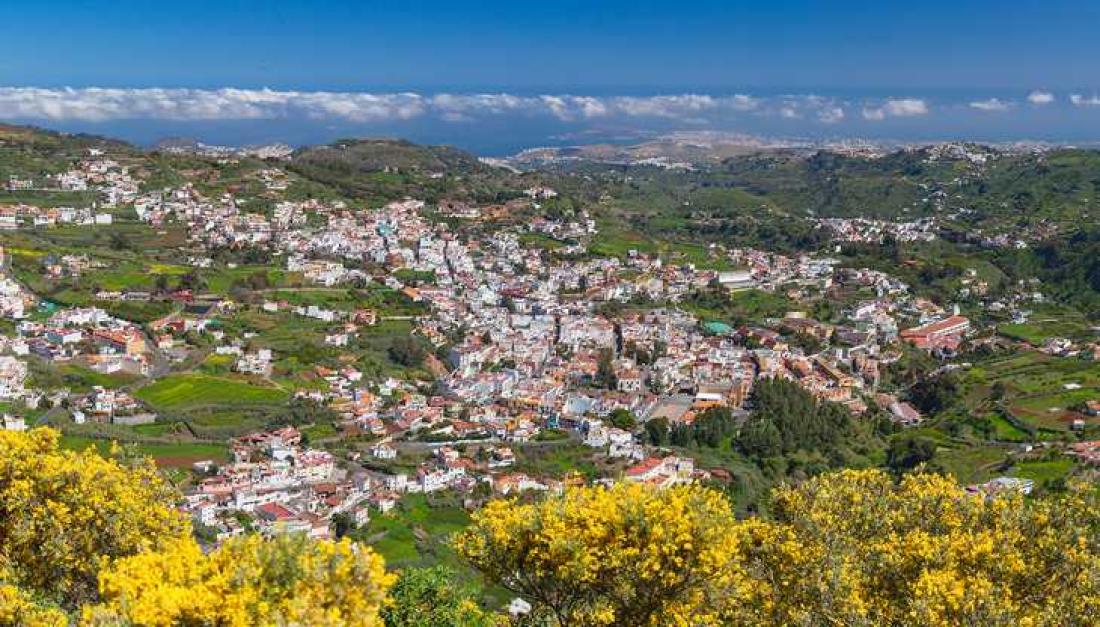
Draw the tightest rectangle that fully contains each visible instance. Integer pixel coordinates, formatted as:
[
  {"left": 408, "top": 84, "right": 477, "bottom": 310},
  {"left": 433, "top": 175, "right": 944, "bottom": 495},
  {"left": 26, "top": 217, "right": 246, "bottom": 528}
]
[
  {"left": 0, "top": 121, "right": 1097, "bottom": 231},
  {"left": 291, "top": 138, "right": 490, "bottom": 174}
]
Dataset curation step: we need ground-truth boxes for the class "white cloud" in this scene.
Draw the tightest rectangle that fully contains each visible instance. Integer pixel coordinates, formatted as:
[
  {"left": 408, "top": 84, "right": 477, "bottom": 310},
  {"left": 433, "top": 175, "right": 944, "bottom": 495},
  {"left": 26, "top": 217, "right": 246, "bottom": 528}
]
[
  {"left": 0, "top": 87, "right": 904, "bottom": 127},
  {"left": 1027, "top": 90, "right": 1055, "bottom": 105},
  {"left": 862, "top": 98, "right": 929, "bottom": 120},
  {"left": 884, "top": 98, "right": 929, "bottom": 116},
  {"left": 537, "top": 95, "right": 574, "bottom": 120},
  {"left": 1070, "top": 93, "right": 1100, "bottom": 107},
  {"left": 0, "top": 87, "right": 428, "bottom": 123},
  {"left": 440, "top": 93, "right": 730, "bottom": 122},
  {"left": 969, "top": 98, "right": 1011, "bottom": 112},
  {"left": 725, "top": 94, "right": 759, "bottom": 111},
  {"left": 574, "top": 96, "right": 609, "bottom": 118},
  {"left": 750, "top": 94, "right": 845, "bottom": 123},
  {"left": 609, "top": 94, "right": 718, "bottom": 119},
  {"left": 0, "top": 88, "right": 772, "bottom": 124},
  {"left": 861, "top": 107, "right": 886, "bottom": 121},
  {"left": 430, "top": 93, "right": 525, "bottom": 121},
  {"left": 818, "top": 106, "right": 845, "bottom": 123}
]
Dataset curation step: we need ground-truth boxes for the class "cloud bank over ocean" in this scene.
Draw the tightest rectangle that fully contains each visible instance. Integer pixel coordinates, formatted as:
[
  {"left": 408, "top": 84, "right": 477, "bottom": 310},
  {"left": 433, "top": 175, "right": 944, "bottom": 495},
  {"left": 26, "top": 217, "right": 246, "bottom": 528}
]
[
  {"left": 2, "top": 86, "right": 1098, "bottom": 154},
  {"left": 0, "top": 87, "right": 862, "bottom": 124}
]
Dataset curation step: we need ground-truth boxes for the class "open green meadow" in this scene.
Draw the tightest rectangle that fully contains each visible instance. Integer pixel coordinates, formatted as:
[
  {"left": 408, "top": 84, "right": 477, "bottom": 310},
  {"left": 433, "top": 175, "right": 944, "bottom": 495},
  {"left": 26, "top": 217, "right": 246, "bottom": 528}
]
[
  {"left": 1009, "top": 458, "right": 1076, "bottom": 484},
  {"left": 60, "top": 434, "right": 228, "bottom": 467},
  {"left": 135, "top": 373, "right": 288, "bottom": 411},
  {"left": 933, "top": 444, "right": 1011, "bottom": 485},
  {"left": 355, "top": 493, "right": 471, "bottom": 568}
]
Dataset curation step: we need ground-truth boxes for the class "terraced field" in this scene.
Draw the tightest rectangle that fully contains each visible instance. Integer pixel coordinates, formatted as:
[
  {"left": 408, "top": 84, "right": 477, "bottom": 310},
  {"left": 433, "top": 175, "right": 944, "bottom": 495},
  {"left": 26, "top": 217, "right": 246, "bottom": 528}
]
[{"left": 963, "top": 351, "right": 1100, "bottom": 431}]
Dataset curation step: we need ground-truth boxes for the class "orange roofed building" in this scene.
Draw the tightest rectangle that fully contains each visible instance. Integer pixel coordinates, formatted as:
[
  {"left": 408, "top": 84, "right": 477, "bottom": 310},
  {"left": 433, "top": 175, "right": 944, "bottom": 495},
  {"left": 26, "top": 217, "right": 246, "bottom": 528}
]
[
  {"left": 624, "top": 455, "right": 695, "bottom": 488},
  {"left": 900, "top": 315, "right": 970, "bottom": 351}
]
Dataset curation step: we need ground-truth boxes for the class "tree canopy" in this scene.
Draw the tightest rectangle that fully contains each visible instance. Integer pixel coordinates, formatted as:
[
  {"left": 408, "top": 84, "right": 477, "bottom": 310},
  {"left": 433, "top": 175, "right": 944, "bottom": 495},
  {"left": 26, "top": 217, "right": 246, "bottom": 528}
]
[{"left": 380, "top": 566, "right": 492, "bottom": 627}]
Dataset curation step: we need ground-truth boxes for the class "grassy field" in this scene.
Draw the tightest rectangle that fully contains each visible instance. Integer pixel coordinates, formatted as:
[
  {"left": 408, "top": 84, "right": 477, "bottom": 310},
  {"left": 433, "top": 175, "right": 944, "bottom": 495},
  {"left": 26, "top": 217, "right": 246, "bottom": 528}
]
[
  {"left": 0, "top": 222, "right": 190, "bottom": 252},
  {"left": 302, "top": 422, "right": 338, "bottom": 441},
  {"left": 985, "top": 412, "right": 1033, "bottom": 442},
  {"left": 199, "top": 352, "right": 236, "bottom": 374},
  {"left": 590, "top": 228, "right": 734, "bottom": 270},
  {"left": 934, "top": 444, "right": 1010, "bottom": 485},
  {"left": 215, "top": 311, "right": 424, "bottom": 385},
  {"left": 263, "top": 285, "right": 427, "bottom": 317},
  {"left": 60, "top": 434, "right": 228, "bottom": 467},
  {"left": 0, "top": 189, "right": 99, "bottom": 207},
  {"left": 356, "top": 493, "right": 471, "bottom": 567},
  {"left": 182, "top": 409, "right": 278, "bottom": 440},
  {"left": 680, "top": 288, "right": 796, "bottom": 327},
  {"left": 57, "top": 364, "right": 141, "bottom": 392},
  {"left": 997, "top": 304, "right": 1094, "bottom": 344},
  {"left": 518, "top": 232, "right": 566, "bottom": 250},
  {"left": 135, "top": 373, "right": 288, "bottom": 411},
  {"left": 1010, "top": 458, "right": 1076, "bottom": 484},
  {"left": 203, "top": 266, "right": 302, "bottom": 294},
  {"left": 513, "top": 442, "right": 613, "bottom": 479},
  {"left": 71, "top": 260, "right": 189, "bottom": 291}
]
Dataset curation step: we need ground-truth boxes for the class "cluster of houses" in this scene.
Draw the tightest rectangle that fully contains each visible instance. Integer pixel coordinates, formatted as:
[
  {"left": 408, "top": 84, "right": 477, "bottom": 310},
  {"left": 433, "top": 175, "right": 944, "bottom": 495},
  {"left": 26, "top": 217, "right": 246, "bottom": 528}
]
[
  {"left": 17, "top": 307, "right": 152, "bottom": 376},
  {"left": 181, "top": 420, "right": 710, "bottom": 542},
  {"left": 900, "top": 314, "right": 972, "bottom": 352},
  {"left": 0, "top": 273, "right": 29, "bottom": 319},
  {"left": 0, "top": 204, "right": 114, "bottom": 230},
  {"left": 819, "top": 217, "right": 939, "bottom": 244},
  {"left": 72, "top": 386, "right": 153, "bottom": 425},
  {"left": 186, "top": 427, "right": 358, "bottom": 541},
  {"left": 0, "top": 151, "right": 140, "bottom": 230},
  {"left": 120, "top": 193, "right": 1016, "bottom": 461},
  {"left": 0, "top": 143, "right": 1094, "bottom": 548}
]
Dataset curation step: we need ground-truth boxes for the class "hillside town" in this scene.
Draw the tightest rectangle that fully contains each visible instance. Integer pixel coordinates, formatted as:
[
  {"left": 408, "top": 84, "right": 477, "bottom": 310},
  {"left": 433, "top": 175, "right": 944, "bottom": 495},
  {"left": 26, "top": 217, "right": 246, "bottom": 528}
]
[{"left": 2, "top": 145, "right": 1097, "bottom": 547}]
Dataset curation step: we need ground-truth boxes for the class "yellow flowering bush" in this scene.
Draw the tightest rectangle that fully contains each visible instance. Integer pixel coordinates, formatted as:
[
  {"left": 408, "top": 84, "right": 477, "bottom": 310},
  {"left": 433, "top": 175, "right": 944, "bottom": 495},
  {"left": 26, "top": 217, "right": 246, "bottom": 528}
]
[
  {"left": 454, "top": 482, "right": 751, "bottom": 626},
  {"left": 0, "top": 428, "right": 189, "bottom": 608},
  {"left": 0, "top": 582, "right": 68, "bottom": 627},
  {"left": 84, "top": 533, "right": 394, "bottom": 627},
  {"left": 458, "top": 471, "right": 1100, "bottom": 627},
  {"left": 4, "top": 426, "right": 1099, "bottom": 626},
  {"left": 1, "top": 428, "right": 394, "bottom": 625},
  {"left": 741, "top": 469, "right": 1100, "bottom": 626}
]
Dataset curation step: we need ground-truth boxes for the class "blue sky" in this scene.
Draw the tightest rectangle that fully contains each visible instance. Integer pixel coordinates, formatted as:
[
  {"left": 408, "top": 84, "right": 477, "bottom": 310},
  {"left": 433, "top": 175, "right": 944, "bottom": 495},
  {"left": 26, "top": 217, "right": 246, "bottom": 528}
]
[
  {"left": 2, "top": 0, "right": 1097, "bottom": 90},
  {"left": 2, "top": 1, "right": 1100, "bottom": 152}
]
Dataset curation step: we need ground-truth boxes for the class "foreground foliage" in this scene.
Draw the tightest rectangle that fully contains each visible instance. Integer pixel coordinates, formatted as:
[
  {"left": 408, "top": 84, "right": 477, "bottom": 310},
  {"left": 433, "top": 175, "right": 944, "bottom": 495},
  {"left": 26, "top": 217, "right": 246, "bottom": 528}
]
[
  {"left": 4, "top": 427, "right": 1099, "bottom": 626},
  {"left": 454, "top": 482, "right": 743, "bottom": 626},
  {"left": 0, "top": 584, "right": 66, "bottom": 627},
  {"left": 380, "top": 566, "right": 493, "bottom": 627},
  {"left": 457, "top": 470, "right": 1100, "bottom": 626},
  {"left": 0, "top": 429, "right": 393, "bottom": 627},
  {"left": 84, "top": 534, "right": 393, "bottom": 626},
  {"left": 0, "top": 428, "right": 188, "bottom": 608},
  {"left": 747, "top": 470, "right": 1100, "bottom": 626}
]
